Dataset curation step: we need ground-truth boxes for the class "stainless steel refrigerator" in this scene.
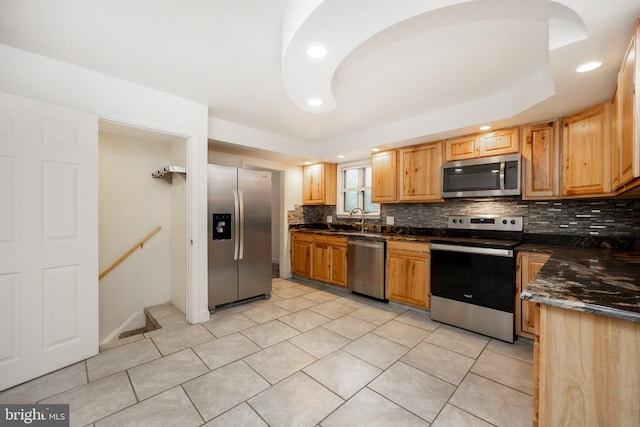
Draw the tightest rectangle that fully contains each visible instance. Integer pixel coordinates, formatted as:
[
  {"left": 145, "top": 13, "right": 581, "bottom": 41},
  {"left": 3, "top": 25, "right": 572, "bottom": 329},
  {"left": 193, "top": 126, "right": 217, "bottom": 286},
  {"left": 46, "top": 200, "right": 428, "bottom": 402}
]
[{"left": 207, "top": 165, "right": 272, "bottom": 309}]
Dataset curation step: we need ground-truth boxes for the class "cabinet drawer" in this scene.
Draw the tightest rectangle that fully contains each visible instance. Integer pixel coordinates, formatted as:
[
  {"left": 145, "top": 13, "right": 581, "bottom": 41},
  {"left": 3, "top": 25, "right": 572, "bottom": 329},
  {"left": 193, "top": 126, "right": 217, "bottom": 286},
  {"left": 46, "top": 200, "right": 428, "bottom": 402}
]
[
  {"left": 387, "top": 240, "right": 430, "bottom": 254},
  {"left": 314, "top": 234, "right": 347, "bottom": 246},
  {"left": 291, "top": 232, "right": 314, "bottom": 242}
]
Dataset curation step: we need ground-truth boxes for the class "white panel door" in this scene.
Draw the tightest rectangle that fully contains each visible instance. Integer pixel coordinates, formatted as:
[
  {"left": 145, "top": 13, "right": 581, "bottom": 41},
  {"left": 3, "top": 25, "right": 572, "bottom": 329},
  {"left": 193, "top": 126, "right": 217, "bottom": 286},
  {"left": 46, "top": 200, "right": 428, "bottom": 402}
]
[{"left": 0, "top": 92, "right": 98, "bottom": 391}]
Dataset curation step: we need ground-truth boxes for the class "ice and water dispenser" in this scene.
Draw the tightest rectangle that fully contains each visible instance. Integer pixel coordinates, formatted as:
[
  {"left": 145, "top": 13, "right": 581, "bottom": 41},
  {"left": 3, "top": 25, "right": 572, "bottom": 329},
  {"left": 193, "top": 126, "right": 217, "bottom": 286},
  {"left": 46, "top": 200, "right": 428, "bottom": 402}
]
[{"left": 212, "top": 213, "right": 231, "bottom": 240}]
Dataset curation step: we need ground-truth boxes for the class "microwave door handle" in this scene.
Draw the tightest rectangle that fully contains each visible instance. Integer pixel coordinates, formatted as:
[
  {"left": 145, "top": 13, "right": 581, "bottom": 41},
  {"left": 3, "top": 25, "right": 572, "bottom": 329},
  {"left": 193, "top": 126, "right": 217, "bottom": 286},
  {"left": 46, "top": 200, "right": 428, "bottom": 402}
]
[{"left": 499, "top": 161, "right": 506, "bottom": 190}]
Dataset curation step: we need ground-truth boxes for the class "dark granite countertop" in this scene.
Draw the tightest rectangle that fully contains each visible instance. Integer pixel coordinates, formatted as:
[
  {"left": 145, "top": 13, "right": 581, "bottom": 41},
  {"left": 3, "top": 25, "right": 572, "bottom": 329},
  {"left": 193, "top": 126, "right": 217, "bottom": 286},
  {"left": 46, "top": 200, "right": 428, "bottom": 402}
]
[
  {"left": 290, "top": 227, "right": 435, "bottom": 243},
  {"left": 519, "top": 244, "right": 640, "bottom": 323},
  {"left": 291, "top": 225, "right": 640, "bottom": 323}
]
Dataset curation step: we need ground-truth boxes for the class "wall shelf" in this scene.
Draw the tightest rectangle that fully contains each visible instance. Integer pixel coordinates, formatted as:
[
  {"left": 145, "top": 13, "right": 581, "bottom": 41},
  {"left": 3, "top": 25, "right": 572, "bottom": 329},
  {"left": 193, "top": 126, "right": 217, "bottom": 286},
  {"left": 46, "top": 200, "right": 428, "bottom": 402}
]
[{"left": 151, "top": 165, "right": 186, "bottom": 183}]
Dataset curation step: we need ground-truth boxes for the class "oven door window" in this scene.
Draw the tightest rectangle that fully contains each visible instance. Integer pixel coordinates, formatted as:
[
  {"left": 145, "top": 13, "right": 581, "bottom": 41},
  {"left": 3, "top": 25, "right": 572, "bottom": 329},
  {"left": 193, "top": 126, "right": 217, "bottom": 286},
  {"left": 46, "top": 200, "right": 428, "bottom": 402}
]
[
  {"left": 431, "top": 248, "right": 514, "bottom": 313},
  {"left": 443, "top": 162, "right": 501, "bottom": 192}
]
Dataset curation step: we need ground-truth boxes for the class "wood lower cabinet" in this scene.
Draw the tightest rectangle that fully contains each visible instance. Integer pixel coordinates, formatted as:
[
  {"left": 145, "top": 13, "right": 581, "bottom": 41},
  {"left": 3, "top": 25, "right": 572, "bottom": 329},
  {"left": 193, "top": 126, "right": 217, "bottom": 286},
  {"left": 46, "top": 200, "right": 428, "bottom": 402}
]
[
  {"left": 371, "top": 150, "right": 397, "bottom": 203},
  {"left": 521, "top": 120, "right": 561, "bottom": 200},
  {"left": 516, "top": 251, "right": 551, "bottom": 339},
  {"left": 290, "top": 232, "right": 313, "bottom": 278},
  {"left": 535, "top": 304, "right": 640, "bottom": 427},
  {"left": 398, "top": 141, "right": 443, "bottom": 202},
  {"left": 302, "top": 162, "right": 337, "bottom": 205},
  {"left": 314, "top": 234, "right": 347, "bottom": 287},
  {"left": 290, "top": 232, "right": 347, "bottom": 287},
  {"left": 562, "top": 102, "right": 613, "bottom": 197},
  {"left": 329, "top": 241, "right": 347, "bottom": 286},
  {"left": 386, "top": 240, "right": 430, "bottom": 309}
]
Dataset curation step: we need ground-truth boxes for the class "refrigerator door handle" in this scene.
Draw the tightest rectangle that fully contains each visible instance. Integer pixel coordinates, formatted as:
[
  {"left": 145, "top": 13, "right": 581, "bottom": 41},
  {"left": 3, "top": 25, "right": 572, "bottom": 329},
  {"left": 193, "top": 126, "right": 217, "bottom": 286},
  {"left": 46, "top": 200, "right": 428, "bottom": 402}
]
[
  {"left": 233, "top": 189, "right": 240, "bottom": 260},
  {"left": 238, "top": 189, "right": 245, "bottom": 260}
]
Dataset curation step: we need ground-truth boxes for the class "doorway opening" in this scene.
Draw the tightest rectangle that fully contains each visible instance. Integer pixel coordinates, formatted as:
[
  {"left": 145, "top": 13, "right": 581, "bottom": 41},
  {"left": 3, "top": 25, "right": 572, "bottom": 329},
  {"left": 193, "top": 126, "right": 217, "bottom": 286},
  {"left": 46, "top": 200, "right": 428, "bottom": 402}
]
[{"left": 98, "top": 121, "right": 189, "bottom": 345}]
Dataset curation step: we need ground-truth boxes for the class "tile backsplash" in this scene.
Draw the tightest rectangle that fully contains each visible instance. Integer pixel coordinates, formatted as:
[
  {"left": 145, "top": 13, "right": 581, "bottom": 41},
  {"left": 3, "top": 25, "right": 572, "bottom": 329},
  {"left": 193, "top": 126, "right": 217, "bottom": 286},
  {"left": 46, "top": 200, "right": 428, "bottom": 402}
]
[{"left": 291, "top": 198, "right": 640, "bottom": 238}]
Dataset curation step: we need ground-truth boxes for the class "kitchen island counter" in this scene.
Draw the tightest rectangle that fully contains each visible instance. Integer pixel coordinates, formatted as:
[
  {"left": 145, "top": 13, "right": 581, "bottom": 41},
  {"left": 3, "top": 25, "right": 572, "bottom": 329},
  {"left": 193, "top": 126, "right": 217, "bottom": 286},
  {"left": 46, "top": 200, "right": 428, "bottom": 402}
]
[{"left": 518, "top": 243, "right": 640, "bottom": 323}]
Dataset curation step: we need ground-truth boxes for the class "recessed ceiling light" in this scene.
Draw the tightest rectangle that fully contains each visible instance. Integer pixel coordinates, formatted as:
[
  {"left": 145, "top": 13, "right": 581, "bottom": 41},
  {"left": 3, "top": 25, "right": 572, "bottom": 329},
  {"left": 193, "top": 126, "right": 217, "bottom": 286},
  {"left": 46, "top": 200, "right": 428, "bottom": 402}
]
[
  {"left": 480, "top": 125, "right": 491, "bottom": 131},
  {"left": 304, "top": 161, "right": 312, "bottom": 165},
  {"left": 576, "top": 61, "right": 602, "bottom": 73},
  {"left": 307, "top": 98, "right": 323, "bottom": 107},
  {"left": 371, "top": 148, "right": 380, "bottom": 152},
  {"left": 337, "top": 155, "right": 345, "bottom": 159},
  {"left": 306, "top": 44, "right": 327, "bottom": 59}
]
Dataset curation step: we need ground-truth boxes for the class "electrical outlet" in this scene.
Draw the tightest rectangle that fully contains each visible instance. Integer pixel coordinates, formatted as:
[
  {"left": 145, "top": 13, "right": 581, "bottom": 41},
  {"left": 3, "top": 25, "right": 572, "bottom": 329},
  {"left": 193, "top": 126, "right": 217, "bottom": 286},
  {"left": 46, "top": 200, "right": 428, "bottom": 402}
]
[
  {"left": 327, "top": 216, "right": 333, "bottom": 223},
  {"left": 387, "top": 216, "right": 395, "bottom": 225}
]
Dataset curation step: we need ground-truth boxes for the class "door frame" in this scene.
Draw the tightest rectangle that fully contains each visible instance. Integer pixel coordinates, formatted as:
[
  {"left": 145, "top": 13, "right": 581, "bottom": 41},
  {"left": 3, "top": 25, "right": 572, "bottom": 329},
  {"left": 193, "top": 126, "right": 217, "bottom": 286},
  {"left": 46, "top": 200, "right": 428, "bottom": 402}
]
[{"left": 99, "top": 113, "right": 209, "bottom": 325}]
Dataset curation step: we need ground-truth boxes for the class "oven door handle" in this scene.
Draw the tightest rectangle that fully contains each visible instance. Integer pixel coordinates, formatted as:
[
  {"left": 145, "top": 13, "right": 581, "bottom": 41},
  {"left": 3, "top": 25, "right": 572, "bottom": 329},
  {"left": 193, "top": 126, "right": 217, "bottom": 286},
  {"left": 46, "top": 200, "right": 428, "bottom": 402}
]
[{"left": 430, "top": 243, "right": 513, "bottom": 257}]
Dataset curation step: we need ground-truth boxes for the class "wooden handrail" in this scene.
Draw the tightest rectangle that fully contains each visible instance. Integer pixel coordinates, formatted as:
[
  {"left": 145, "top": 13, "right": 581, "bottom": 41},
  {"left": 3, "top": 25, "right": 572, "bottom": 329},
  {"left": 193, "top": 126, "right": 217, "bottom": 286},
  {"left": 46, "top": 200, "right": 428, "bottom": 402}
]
[{"left": 99, "top": 226, "right": 162, "bottom": 280}]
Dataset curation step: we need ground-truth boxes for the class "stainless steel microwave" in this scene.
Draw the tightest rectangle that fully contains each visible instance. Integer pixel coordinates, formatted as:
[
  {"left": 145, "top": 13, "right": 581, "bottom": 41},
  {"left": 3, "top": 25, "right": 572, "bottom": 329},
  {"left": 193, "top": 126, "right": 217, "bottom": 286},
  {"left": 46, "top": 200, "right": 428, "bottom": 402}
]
[{"left": 441, "top": 153, "right": 521, "bottom": 198}]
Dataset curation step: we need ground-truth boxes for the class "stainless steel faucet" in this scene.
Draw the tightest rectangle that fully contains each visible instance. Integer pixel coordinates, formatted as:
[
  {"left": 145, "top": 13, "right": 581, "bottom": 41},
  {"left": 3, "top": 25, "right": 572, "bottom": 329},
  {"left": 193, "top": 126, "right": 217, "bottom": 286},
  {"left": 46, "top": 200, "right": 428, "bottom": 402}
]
[{"left": 349, "top": 207, "right": 365, "bottom": 232}]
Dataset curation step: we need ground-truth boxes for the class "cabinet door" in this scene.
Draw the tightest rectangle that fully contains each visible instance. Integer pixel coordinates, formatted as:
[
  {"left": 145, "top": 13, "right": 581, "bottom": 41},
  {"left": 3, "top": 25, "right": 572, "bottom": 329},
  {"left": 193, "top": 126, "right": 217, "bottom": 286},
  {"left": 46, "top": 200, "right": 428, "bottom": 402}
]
[
  {"left": 302, "top": 163, "right": 337, "bottom": 205},
  {"left": 330, "top": 244, "right": 347, "bottom": 287},
  {"left": 371, "top": 150, "right": 397, "bottom": 202},
  {"left": 478, "top": 128, "right": 519, "bottom": 157},
  {"left": 386, "top": 242, "right": 430, "bottom": 309},
  {"left": 618, "top": 27, "right": 638, "bottom": 187},
  {"left": 312, "top": 242, "right": 330, "bottom": 282},
  {"left": 291, "top": 233, "right": 313, "bottom": 278},
  {"left": 612, "top": 87, "right": 621, "bottom": 190},
  {"left": 522, "top": 121, "right": 561, "bottom": 200},
  {"left": 516, "top": 252, "right": 551, "bottom": 338},
  {"left": 445, "top": 135, "right": 479, "bottom": 161},
  {"left": 398, "top": 142, "right": 443, "bottom": 202},
  {"left": 562, "top": 103, "right": 612, "bottom": 197}
]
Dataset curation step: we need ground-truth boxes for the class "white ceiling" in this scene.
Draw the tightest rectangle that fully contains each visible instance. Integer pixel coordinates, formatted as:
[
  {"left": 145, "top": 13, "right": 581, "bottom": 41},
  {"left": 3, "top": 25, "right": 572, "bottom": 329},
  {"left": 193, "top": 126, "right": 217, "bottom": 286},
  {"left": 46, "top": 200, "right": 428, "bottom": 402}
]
[{"left": 1, "top": 0, "right": 639, "bottom": 163}]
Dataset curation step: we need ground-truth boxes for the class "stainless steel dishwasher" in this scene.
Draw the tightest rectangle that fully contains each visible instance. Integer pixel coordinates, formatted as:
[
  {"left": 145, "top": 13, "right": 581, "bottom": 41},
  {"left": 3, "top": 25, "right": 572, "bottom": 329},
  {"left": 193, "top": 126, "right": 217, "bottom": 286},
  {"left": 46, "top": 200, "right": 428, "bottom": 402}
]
[{"left": 347, "top": 238, "right": 386, "bottom": 300}]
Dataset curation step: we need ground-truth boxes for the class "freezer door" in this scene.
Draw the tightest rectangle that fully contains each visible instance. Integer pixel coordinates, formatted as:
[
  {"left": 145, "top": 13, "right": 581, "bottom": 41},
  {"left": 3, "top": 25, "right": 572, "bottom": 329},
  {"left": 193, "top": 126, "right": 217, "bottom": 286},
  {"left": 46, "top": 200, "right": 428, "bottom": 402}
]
[
  {"left": 207, "top": 165, "right": 239, "bottom": 307},
  {"left": 237, "top": 168, "right": 272, "bottom": 300}
]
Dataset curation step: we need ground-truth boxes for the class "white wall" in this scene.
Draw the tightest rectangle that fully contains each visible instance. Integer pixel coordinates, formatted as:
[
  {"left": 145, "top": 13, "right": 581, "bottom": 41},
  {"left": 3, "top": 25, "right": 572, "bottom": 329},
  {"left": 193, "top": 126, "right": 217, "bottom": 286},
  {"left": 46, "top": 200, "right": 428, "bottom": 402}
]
[
  {"left": 0, "top": 44, "right": 210, "bottom": 324},
  {"left": 208, "top": 151, "right": 303, "bottom": 278},
  {"left": 98, "top": 133, "right": 172, "bottom": 342},
  {"left": 170, "top": 141, "right": 188, "bottom": 313}
]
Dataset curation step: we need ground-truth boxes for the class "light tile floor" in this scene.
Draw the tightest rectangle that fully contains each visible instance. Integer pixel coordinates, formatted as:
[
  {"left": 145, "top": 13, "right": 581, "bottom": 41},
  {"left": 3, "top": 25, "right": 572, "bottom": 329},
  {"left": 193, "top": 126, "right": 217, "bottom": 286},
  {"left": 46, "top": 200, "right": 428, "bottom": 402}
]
[{"left": 0, "top": 278, "right": 535, "bottom": 427}]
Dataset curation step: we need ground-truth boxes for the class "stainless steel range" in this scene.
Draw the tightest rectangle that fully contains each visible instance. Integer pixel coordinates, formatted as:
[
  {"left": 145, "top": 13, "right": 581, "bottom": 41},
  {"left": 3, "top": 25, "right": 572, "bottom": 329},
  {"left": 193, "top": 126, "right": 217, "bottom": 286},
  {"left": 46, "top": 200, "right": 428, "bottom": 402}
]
[{"left": 430, "top": 215, "right": 523, "bottom": 343}]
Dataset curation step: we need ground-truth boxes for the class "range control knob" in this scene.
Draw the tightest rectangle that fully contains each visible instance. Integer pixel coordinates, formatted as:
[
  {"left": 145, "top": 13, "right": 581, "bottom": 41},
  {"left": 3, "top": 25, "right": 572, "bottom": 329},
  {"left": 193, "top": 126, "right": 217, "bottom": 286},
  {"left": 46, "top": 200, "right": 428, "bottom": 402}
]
[
  {"left": 502, "top": 219, "right": 508, "bottom": 225},
  {"left": 511, "top": 219, "right": 516, "bottom": 225},
  {"left": 452, "top": 219, "right": 457, "bottom": 224}
]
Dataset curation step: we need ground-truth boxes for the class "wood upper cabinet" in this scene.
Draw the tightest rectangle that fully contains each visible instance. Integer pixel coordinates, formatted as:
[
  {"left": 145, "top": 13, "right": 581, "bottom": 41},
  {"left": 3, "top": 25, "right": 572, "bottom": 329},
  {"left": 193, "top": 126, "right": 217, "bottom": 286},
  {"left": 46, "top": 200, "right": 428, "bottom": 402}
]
[
  {"left": 445, "top": 128, "right": 519, "bottom": 161},
  {"left": 302, "top": 162, "right": 337, "bottom": 205},
  {"left": 612, "top": 87, "right": 621, "bottom": 190},
  {"left": 398, "top": 141, "right": 443, "bottom": 202},
  {"left": 386, "top": 240, "right": 430, "bottom": 309},
  {"left": 371, "top": 150, "right": 397, "bottom": 203},
  {"left": 521, "top": 120, "right": 561, "bottom": 200},
  {"left": 516, "top": 251, "right": 551, "bottom": 339},
  {"left": 562, "top": 102, "right": 613, "bottom": 197},
  {"left": 478, "top": 127, "right": 519, "bottom": 157},
  {"left": 613, "top": 18, "right": 639, "bottom": 190},
  {"left": 290, "top": 232, "right": 313, "bottom": 278},
  {"left": 445, "top": 135, "right": 479, "bottom": 161}
]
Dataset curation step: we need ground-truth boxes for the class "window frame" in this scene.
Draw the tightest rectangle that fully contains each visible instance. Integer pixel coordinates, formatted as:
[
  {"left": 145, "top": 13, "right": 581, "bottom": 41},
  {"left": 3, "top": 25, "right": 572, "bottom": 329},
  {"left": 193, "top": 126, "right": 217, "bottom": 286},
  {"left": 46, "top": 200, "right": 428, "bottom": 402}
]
[{"left": 336, "top": 159, "right": 380, "bottom": 219}]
